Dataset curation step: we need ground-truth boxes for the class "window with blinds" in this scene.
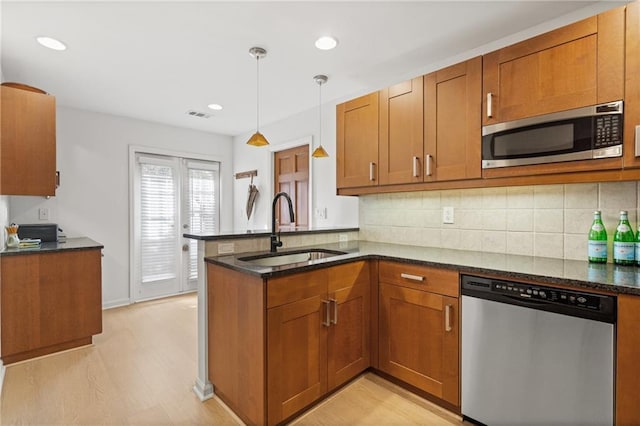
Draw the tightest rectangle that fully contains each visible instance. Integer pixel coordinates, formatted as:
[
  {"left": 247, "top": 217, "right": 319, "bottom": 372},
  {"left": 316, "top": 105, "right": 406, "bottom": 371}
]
[
  {"left": 139, "top": 161, "right": 178, "bottom": 284},
  {"left": 187, "top": 166, "right": 218, "bottom": 280}
]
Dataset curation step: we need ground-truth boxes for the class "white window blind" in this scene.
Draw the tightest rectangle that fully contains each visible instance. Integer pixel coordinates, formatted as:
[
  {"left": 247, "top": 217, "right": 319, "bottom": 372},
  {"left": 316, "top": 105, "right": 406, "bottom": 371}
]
[
  {"left": 187, "top": 166, "right": 218, "bottom": 279},
  {"left": 140, "top": 161, "right": 178, "bottom": 283}
]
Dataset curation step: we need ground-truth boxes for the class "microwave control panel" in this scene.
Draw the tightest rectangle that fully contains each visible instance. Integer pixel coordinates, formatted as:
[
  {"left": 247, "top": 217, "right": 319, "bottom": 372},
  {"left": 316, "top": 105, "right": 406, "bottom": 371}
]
[{"left": 594, "top": 114, "right": 622, "bottom": 148}]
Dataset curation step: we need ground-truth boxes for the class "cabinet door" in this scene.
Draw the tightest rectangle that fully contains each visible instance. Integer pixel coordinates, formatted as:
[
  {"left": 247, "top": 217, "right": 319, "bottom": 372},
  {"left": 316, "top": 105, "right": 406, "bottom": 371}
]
[
  {"left": 1, "top": 250, "right": 102, "bottom": 361},
  {"left": 616, "top": 294, "right": 640, "bottom": 424},
  {"left": 336, "top": 92, "right": 379, "bottom": 188},
  {"left": 1, "top": 85, "right": 57, "bottom": 196},
  {"left": 267, "top": 295, "right": 328, "bottom": 425},
  {"left": 424, "top": 57, "right": 481, "bottom": 182},
  {"left": 624, "top": 1, "right": 640, "bottom": 169},
  {"left": 483, "top": 6, "right": 624, "bottom": 125},
  {"left": 379, "top": 77, "right": 424, "bottom": 185},
  {"left": 379, "top": 283, "right": 459, "bottom": 407},
  {"left": 327, "top": 262, "right": 371, "bottom": 390}
]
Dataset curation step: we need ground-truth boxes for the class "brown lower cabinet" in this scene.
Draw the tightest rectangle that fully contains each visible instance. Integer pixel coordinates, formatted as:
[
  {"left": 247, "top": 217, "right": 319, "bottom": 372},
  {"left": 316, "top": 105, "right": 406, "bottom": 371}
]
[
  {"left": 0, "top": 249, "right": 103, "bottom": 364},
  {"left": 208, "top": 261, "right": 370, "bottom": 425},
  {"left": 377, "top": 261, "right": 460, "bottom": 408}
]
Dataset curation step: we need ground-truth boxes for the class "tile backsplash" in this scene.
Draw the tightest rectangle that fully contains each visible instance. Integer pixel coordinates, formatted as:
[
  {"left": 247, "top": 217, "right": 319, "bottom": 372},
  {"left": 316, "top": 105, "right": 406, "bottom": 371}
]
[{"left": 359, "top": 181, "right": 640, "bottom": 261}]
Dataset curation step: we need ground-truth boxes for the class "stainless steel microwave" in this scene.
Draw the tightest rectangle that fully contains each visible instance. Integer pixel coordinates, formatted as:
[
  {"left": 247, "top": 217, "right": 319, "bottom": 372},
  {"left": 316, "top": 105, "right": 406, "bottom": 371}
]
[{"left": 482, "top": 101, "right": 623, "bottom": 169}]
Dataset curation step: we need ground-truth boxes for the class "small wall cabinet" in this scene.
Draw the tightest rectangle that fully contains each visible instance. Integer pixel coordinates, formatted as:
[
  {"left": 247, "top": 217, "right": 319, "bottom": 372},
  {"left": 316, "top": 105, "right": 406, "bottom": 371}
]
[{"left": 1, "top": 83, "right": 57, "bottom": 196}]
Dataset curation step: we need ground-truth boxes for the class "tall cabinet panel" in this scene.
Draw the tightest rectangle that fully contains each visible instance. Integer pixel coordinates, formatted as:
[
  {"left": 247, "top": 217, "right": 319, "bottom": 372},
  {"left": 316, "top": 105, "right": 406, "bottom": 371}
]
[
  {"left": 424, "top": 57, "right": 482, "bottom": 182},
  {"left": 624, "top": 1, "right": 640, "bottom": 169},
  {"left": 1, "top": 84, "right": 57, "bottom": 196},
  {"left": 379, "top": 77, "right": 424, "bottom": 185},
  {"left": 336, "top": 92, "right": 379, "bottom": 188}
]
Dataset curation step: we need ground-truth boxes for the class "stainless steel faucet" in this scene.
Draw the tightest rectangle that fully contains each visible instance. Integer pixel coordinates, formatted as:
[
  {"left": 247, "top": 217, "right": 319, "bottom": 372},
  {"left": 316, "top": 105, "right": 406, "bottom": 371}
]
[{"left": 271, "top": 192, "right": 295, "bottom": 252}]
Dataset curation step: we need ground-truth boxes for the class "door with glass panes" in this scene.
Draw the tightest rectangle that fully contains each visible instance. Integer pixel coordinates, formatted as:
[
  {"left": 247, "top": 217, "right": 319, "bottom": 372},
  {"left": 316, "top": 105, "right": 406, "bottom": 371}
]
[{"left": 134, "top": 154, "right": 219, "bottom": 301}]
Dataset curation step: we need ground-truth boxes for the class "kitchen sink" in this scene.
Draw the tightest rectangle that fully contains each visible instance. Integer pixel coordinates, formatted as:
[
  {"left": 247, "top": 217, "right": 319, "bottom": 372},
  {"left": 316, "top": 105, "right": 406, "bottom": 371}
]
[{"left": 238, "top": 248, "right": 346, "bottom": 267}]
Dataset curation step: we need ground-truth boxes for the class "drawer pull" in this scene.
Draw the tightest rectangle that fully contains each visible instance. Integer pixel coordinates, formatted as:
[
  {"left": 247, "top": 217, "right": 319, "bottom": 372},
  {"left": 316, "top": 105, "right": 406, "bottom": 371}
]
[
  {"left": 400, "top": 273, "right": 425, "bottom": 282},
  {"left": 412, "top": 156, "right": 419, "bottom": 178},
  {"left": 330, "top": 298, "right": 338, "bottom": 325},
  {"left": 322, "top": 300, "right": 331, "bottom": 327},
  {"left": 425, "top": 154, "right": 432, "bottom": 177},
  {"left": 445, "top": 304, "right": 453, "bottom": 332},
  {"left": 369, "top": 162, "right": 376, "bottom": 181}
]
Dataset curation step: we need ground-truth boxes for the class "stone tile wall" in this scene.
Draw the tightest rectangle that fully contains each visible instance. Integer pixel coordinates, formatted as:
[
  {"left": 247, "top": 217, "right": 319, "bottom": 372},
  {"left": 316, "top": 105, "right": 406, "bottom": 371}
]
[{"left": 359, "top": 182, "right": 639, "bottom": 261}]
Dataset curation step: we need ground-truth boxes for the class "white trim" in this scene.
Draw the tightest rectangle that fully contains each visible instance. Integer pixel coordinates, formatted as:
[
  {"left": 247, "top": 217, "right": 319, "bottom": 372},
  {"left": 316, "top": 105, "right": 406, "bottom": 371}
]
[
  {"left": 193, "top": 240, "right": 214, "bottom": 401},
  {"left": 102, "top": 298, "right": 132, "bottom": 310},
  {"left": 0, "top": 360, "right": 5, "bottom": 397},
  {"left": 267, "top": 135, "right": 314, "bottom": 227}
]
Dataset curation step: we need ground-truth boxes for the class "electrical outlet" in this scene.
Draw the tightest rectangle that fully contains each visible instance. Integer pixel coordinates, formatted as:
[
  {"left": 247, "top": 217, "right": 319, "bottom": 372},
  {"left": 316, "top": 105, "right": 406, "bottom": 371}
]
[
  {"left": 217, "top": 243, "right": 235, "bottom": 254},
  {"left": 339, "top": 234, "right": 348, "bottom": 242},
  {"left": 315, "top": 207, "right": 327, "bottom": 219},
  {"left": 39, "top": 207, "right": 50, "bottom": 221},
  {"left": 442, "top": 206, "right": 454, "bottom": 224}
]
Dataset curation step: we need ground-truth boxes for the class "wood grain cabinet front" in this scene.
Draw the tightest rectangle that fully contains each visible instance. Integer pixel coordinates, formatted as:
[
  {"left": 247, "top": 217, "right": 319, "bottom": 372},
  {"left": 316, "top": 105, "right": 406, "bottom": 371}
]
[
  {"left": 377, "top": 261, "right": 460, "bottom": 408},
  {"left": 1, "top": 84, "right": 57, "bottom": 196},
  {"left": 267, "top": 262, "right": 370, "bottom": 425},
  {"left": 624, "top": 1, "right": 640, "bottom": 169},
  {"left": 0, "top": 249, "right": 103, "bottom": 364},
  {"left": 336, "top": 92, "right": 379, "bottom": 189}
]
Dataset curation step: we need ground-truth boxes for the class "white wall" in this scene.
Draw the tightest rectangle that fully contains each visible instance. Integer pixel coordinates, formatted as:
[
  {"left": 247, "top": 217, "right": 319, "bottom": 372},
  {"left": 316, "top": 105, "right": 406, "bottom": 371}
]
[
  {"left": 9, "top": 107, "right": 234, "bottom": 307},
  {"left": 232, "top": 104, "right": 358, "bottom": 231}
]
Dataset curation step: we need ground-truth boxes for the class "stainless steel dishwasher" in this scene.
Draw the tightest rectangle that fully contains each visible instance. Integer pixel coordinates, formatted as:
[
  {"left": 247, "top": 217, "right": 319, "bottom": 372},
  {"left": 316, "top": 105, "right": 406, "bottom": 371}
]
[{"left": 461, "top": 274, "right": 616, "bottom": 426}]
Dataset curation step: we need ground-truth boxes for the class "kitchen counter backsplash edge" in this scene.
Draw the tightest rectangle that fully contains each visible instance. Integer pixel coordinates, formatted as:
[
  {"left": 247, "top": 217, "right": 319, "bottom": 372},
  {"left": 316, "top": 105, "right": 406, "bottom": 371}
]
[{"left": 205, "top": 240, "right": 640, "bottom": 296}]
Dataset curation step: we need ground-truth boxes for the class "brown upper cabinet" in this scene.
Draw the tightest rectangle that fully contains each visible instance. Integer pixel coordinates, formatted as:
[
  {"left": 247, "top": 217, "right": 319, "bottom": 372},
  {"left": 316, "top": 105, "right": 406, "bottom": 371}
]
[
  {"left": 624, "top": 1, "right": 640, "bottom": 169},
  {"left": 379, "top": 77, "right": 424, "bottom": 185},
  {"left": 336, "top": 92, "right": 379, "bottom": 189},
  {"left": 1, "top": 83, "right": 57, "bottom": 196},
  {"left": 424, "top": 57, "right": 482, "bottom": 182},
  {"left": 482, "top": 6, "right": 624, "bottom": 126}
]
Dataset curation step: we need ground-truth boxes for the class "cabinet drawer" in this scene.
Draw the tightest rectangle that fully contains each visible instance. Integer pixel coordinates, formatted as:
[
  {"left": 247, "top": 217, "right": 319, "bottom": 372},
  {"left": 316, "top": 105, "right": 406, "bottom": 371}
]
[
  {"left": 267, "top": 269, "right": 328, "bottom": 308},
  {"left": 378, "top": 261, "right": 459, "bottom": 298}
]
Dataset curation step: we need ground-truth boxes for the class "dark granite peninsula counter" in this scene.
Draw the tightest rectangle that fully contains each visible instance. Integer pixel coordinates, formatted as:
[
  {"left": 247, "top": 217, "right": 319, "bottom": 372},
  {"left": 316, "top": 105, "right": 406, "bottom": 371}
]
[
  {"left": 206, "top": 240, "right": 640, "bottom": 296},
  {"left": 183, "top": 226, "right": 359, "bottom": 241}
]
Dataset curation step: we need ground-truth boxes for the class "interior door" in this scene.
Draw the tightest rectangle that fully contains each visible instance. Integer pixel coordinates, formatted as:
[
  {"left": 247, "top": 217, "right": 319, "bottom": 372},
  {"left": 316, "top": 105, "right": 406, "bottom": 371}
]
[{"left": 274, "top": 145, "right": 309, "bottom": 228}]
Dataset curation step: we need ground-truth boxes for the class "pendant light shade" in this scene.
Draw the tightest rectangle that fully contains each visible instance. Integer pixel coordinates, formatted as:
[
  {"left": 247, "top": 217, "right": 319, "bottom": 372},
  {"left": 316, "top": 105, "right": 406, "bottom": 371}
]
[
  {"left": 247, "top": 47, "right": 269, "bottom": 147},
  {"left": 312, "top": 74, "right": 329, "bottom": 158}
]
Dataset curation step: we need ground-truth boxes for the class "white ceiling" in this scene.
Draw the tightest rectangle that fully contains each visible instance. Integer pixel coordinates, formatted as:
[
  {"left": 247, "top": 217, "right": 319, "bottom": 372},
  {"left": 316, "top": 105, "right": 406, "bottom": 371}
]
[{"left": 1, "top": 1, "right": 626, "bottom": 137}]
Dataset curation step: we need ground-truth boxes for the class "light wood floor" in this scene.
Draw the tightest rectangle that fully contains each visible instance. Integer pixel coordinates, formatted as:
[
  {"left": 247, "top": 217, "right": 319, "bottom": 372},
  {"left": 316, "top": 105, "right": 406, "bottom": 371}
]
[{"left": 0, "top": 293, "right": 464, "bottom": 425}]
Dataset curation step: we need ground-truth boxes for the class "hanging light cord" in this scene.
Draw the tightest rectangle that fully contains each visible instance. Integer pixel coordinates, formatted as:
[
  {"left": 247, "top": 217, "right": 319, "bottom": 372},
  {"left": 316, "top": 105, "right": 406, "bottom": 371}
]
[
  {"left": 256, "top": 55, "right": 260, "bottom": 133},
  {"left": 318, "top": 80, "right": 322, "bottom": 147}
]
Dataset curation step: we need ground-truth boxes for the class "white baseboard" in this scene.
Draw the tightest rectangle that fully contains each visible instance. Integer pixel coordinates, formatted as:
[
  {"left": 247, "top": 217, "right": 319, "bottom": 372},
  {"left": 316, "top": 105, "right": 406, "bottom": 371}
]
[
  {"left": 102, "top": 298, "right": 131, "bottom": 310},
  {"left": 0, "top": 360, "right": 5, "bottom": 397},
  {"left": 193, "top": 379, "right": 213, "bottom": 401}
]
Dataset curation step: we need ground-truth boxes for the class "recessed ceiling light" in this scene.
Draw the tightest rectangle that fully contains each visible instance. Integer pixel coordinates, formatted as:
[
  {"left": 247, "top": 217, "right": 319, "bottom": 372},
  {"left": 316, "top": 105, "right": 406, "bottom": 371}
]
[
  {"left": 36, "top": 36, "right": 67, "bottom": 51},
  {"left": 207, "top": 103, "right": 223, "bottom": 111},
  {"left": 315, "top": 36, "right": 338, "bottom": 51}
]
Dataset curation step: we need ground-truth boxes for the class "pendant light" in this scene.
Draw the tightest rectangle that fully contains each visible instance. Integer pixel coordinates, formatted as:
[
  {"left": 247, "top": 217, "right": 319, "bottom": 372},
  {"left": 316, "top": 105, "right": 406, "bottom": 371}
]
[
  {"left": 312, "top": 74, "right": 329, "bottom": 158},
  {"left": 246, "top": 47, "right": 269, "bottom": 147}
]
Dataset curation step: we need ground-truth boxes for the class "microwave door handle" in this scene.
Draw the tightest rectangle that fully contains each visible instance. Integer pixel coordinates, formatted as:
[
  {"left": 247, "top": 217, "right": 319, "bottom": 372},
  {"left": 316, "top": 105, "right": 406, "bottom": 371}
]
[{"left": 487, "top": 92, "right": 493, "bottom": 118}]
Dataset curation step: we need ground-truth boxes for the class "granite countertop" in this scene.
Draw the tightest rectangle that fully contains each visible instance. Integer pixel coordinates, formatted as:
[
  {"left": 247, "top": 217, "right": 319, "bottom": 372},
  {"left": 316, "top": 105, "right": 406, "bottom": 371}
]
[
  {"left": 0, "top": 237, "right": 104, "bottom": 256},
  {"left": 206, "top": 240, "right": 640, "bottom": 296},
  {"left": 184, "top": 226, "right": 359, "bottom": 241}
]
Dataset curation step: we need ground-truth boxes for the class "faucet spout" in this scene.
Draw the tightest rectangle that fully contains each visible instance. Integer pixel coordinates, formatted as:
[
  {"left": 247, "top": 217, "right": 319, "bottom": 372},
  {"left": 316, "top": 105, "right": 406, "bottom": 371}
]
[{"left": 271, "top": 192, "right": 295, "bottom": 252}]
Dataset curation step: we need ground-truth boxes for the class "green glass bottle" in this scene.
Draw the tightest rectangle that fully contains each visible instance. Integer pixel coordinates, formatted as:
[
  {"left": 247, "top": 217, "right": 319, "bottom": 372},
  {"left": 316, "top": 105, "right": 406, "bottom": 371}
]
[
  {"left": 635, "top": 223, "right": 640, "bottom": 267},
  {"left": 588, "top": 211, "right": 607, "bottom": 263},
  {"left": 614, "top": 210, "right": 635, "bottom": 265}
]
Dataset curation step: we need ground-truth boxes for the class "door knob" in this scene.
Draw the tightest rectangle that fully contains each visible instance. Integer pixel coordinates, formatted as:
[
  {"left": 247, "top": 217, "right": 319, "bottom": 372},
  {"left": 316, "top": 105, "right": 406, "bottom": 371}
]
[{"left": 182, "top": 244, "right": 189, "bottom": 252}]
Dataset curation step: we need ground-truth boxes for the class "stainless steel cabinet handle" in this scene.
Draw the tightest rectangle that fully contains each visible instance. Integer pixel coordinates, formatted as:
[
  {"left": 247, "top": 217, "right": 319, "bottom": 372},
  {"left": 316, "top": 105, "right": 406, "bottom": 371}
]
[
  {"left": 369, "top": 162, "right": 376, "bottom": 181},
  {"left": 487, "top": 92, "right": 493, "bottom": 118},
  {"left": 445, "top": 304, "right": 452, "bottom": 332},
  {"left": 322, "top": 300, "right": 331, "bottom": 327},
  {"left": 330, "top": 298, "right": 338, "bottom": 325},
  {"left": 425, "top": 154, "right": 432, "bottom": 177},
  {"left": 412, "top": 156, "right": 419, "bottom": 178},
  {"left": 400, "top": 273, "right": 425, "bottom": 282}
]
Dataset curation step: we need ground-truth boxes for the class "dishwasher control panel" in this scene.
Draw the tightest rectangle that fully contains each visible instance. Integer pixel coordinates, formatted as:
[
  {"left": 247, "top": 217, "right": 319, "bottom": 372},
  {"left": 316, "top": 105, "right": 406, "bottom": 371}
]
[{"left": 461, "top": 274, "right": 617, "bottom": 323}]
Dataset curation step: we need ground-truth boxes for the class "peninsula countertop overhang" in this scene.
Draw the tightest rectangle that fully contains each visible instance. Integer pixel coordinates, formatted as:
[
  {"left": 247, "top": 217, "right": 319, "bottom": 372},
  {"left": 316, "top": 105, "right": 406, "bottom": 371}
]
[{"left": 205, "top": 240, "right": 640, "bottom": 296}]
